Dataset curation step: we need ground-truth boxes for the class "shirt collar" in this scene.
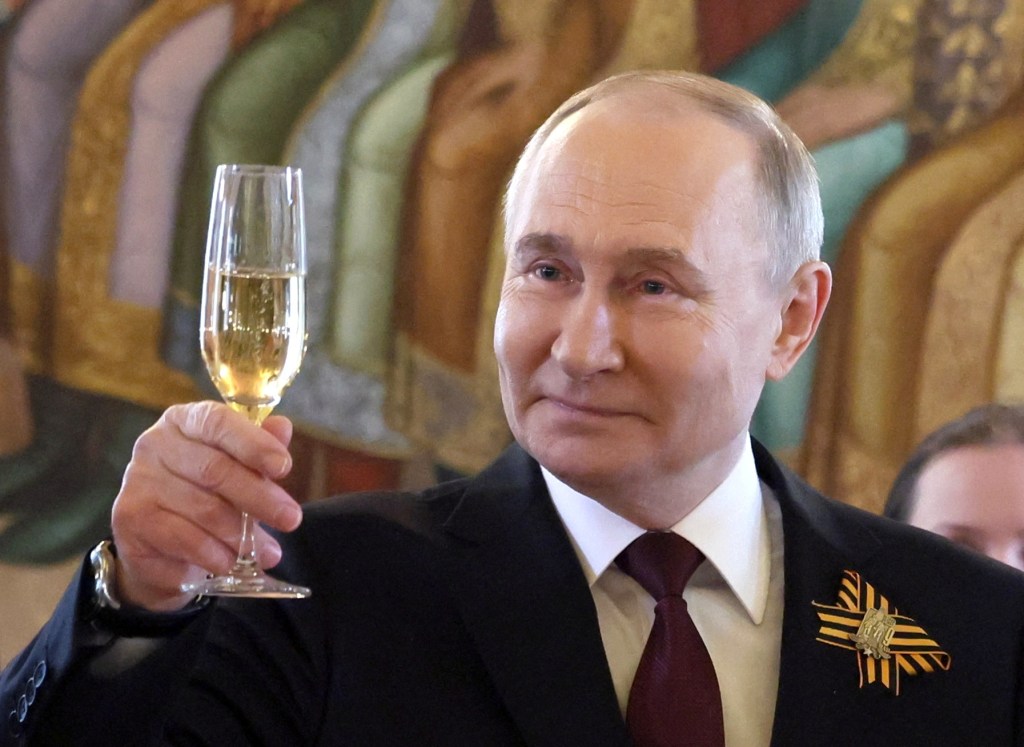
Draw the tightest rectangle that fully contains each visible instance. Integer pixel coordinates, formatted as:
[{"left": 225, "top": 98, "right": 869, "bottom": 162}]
[{"left": 544, "top": 436, "right": 770, "bottom": 624}]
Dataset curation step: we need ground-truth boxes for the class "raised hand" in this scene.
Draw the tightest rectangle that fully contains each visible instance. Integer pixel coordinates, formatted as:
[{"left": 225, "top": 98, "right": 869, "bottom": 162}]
[{"left": 110, "top": 401, "right": 303, "bottom": 611}]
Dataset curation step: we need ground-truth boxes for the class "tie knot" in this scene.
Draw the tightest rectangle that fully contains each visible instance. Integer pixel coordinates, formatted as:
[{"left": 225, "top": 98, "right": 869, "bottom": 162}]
[{"left": 615, "top": 532, "right": 704, "bottom": 601}]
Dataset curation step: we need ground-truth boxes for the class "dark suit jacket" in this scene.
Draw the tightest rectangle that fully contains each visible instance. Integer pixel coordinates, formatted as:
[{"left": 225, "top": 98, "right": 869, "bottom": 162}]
[{"left": 4, "top": 441, "right": 1024, "bottom": 745}]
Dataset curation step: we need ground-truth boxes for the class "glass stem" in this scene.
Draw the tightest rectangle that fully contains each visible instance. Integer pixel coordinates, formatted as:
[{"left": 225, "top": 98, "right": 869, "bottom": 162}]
[
  {"left": 233, "top": 405, "right": 269, "bottom": 574},
  {"left": 235, "top": 512, "right": 259, "bottom": 572}
]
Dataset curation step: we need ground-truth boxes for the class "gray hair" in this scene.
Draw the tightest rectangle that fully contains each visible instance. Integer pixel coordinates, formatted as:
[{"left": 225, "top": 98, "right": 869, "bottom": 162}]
[{"left": 503, "top": 70, "right": 823, "bottom": 287}]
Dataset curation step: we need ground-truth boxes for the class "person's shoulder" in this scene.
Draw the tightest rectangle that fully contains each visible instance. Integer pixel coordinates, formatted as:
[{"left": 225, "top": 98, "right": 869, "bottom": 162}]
[
  {"left": 756, "top": 440, "right": 1024, "bottom": 594},
  {"left": 823, "top": 487, "right": 1024, "bottom": 599}
]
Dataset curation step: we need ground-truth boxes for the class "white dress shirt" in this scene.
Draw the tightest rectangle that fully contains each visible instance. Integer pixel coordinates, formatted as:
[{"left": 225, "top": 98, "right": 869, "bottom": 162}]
[{"left": 544, "top": 436, "right": 785, "bottom": 747}]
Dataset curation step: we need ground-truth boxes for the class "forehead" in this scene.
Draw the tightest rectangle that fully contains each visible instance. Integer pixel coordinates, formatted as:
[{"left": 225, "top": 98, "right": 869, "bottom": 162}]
[
  {"left": 510, "top": 95, "right": 763, "bottom": 257},
  {"left": 914, "top": 443, "right": 1024, "bottom": 518},
  {"left": 920, "top": 444, "right": 1024, "bottom": 490}
]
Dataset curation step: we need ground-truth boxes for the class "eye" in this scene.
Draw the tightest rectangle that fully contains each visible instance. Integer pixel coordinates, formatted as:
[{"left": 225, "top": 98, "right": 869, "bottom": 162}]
[
  {"left": 534, "top": 264, "right": 563, "bottom": 281},
  {"left": 639, "top": 279, "right": 667, "bottom": 295}
]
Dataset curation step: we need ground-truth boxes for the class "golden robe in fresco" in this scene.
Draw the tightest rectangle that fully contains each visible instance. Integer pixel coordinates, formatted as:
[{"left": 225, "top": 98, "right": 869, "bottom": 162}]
[{"left": 802, "top": 0, "right": 1024, "bottom": 513}]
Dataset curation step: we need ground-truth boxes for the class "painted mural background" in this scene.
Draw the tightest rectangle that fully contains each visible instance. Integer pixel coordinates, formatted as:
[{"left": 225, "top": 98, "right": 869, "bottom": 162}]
[{"left": 2, "top": 0, "right": 1024, "bottom": 664}]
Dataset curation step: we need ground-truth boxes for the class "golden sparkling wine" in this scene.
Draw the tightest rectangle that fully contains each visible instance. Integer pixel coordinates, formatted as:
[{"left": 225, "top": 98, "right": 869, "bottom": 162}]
[
  {"left": 186, "top": 162, "right": 310, "bottom": 599},
  {"left": 202, "top": 269, "right": 306, "bottom": 424}
]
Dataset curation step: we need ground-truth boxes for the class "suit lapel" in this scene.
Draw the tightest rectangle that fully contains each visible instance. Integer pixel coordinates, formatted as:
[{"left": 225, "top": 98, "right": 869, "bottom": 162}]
[
  {"left": 752, "top": 441, "right": 885, "bottom": 744},
  {"left": 442, "top": 445, "right": 629, "bottom": 747}
]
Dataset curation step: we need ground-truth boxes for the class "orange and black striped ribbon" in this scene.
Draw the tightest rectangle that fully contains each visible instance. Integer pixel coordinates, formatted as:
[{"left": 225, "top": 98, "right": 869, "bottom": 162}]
[{"left": 813, "top": 570, "right": 951, "bottom": 695}]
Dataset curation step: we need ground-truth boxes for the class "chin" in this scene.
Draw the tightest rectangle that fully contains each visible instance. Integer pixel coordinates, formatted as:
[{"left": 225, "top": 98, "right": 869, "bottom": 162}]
[{"left": 528, "top": 437, "right": 636, "bottom": 492}]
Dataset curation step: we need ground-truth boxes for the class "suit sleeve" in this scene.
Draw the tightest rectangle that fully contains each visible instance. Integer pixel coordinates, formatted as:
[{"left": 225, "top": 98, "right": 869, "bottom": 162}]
[{"left": 1, "top": 552, "right": 328, "bottom": 746}]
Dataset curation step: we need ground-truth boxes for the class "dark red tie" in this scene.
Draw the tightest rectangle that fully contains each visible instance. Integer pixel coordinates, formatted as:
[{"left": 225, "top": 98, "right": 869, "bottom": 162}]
[{"left": 616, "top": 532, "right": 725, "bottom": 747}]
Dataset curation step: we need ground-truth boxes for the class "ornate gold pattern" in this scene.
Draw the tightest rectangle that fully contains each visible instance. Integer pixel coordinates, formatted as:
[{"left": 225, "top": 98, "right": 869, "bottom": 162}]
[
  {"left": 51, "top": 0, "right": 218, "bottom": 409},
  {"left": 833, "top": 431, "right": 904, "bottom": 515},
  {"left": 908, "top": 0, "right": 1024, "bottom": 150},
  {"left": 811, "top": 0, "right": 924, "bottom": 105},
  {"left": 802, "top": 88, "right": 1024, "bottom": 512},
  {"left": 0, "top": 337, "right": 33, "bottom": 455}
]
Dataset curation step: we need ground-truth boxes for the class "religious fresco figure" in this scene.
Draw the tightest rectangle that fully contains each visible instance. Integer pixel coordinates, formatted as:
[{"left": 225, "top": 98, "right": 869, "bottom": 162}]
[
  {"left": 3, "top": 0, "right": 1022, "bottom": 562},
  {"left": 386, "top": 0, "right": 637, "bottom": 475},
  {"left": 273, "top": 0, "right": 472, "bottom": 496},
  {"left": 744, "top": 0, "right": 922, "bottom": 455},
  {"left": 802, "top": 0, "right": 1024, "bottom": 512},
  {"left": 0, "top": 0, "right": 158, "bottom": 562},
  {"left": 0, "top": 3, "right": 32, "bottom": 458},
  {"left": 161, "top": 0, "right": 398, "bottom": 498},
  {"left": 0, "top": 0, "right": 308, "bottom": 560}
]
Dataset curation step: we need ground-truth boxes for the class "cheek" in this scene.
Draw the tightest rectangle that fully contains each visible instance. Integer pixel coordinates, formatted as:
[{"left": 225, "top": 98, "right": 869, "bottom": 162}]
[
  {"left": 494, "top": 298, "right": 545, "bottom": 385},
  {"left": 651, "top": 330, "right": 766, "bottom": 432},
  {"left": 644, "top": 325, "right": 740, "bottom": 395},
  {"left": 493, "top": 302, "right": 513, "bottom": 368}
]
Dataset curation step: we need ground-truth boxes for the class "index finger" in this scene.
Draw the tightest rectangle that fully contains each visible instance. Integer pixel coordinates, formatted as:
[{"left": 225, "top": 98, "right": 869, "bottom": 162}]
[{"left": 164, "top": 402, "right": 293, "bottom": 479}]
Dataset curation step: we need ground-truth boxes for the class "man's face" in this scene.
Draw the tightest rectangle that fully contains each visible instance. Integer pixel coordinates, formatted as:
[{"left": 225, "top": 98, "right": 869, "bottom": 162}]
[
  {"left": 909, "top": 443, "right": 1024, "bottom": 572},
  {"left": 494, "top": 97, "right": 791, "bottom": 524}
]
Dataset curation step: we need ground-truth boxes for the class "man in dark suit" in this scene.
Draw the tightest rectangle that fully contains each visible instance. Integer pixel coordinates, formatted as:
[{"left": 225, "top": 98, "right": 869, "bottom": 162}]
[{"left": 4, "top": 70, "right": 1024, "bottom": 746}]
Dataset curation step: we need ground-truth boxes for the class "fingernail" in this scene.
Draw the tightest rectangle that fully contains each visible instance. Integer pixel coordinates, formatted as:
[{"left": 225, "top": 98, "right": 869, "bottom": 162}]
[
  {"left": 269, "top": 453, "right": 292, "bottom": 478},
  {"left": 276, "top": 503, "right": 302, "bottom": 530}
]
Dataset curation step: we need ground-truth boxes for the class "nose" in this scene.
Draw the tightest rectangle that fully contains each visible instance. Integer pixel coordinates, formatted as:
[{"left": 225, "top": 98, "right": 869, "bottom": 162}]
[{"left": 551, "top": 289, "right": 624, "bottom": 379}]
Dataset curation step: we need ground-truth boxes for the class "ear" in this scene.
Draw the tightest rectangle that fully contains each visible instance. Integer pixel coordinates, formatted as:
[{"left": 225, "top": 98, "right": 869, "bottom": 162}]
[{"left": 766, "top": 261, "right": 832, "bottom": 381}]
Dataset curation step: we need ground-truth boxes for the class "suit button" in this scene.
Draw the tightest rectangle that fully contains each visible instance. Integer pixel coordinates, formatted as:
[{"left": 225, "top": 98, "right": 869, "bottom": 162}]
[
  {"left": 16, "top": 695, "right": 27, "bottom": 722},
  {"left": 33, "top": 661, "right": 46, "bottom": 686},
  {"left": 8, "top": 709, "right": 22, "bottom": 737},
  {"left": 25, "top": 677, "right": 36, "bottom": 706}
]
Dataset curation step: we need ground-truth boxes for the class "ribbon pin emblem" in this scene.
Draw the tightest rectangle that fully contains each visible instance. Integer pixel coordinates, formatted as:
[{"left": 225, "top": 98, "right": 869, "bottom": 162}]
[
  {"left": 813, "top": 570, "right": 951, "bottom": 695},
  {"left": 850, "top": 607, "right": 896, "bottom": 660}
]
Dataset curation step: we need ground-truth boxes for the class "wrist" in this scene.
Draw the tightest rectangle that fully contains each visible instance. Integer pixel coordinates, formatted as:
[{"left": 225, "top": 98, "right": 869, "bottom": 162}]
[{"left": 87, "top": 540, "right": 210, "bottom": 634}]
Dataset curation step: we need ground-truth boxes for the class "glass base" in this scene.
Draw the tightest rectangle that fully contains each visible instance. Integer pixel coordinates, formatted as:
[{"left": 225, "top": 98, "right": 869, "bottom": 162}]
[{"left": 181, "top": 562, "right": 311, "bottom": 599}]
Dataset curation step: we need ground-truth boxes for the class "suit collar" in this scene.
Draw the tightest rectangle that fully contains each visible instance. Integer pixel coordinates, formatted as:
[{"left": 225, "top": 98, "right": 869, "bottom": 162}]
[
  {"left": 542, "top": 437, "right": 771, "bottom": 624},
  {"left": 752, "top": 438, "right": 882, "bottom": 563},
  {"left": 443, "top": 444, "right": 629, "bottom": 746}
]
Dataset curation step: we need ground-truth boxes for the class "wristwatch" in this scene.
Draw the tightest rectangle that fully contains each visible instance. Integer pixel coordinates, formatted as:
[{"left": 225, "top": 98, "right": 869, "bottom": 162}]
[
  {"left": 89, "top": 539, "right": 122, "bottom": 612},
  {"left": 87, "top": 540, "right": 210, "bottom": 633}
]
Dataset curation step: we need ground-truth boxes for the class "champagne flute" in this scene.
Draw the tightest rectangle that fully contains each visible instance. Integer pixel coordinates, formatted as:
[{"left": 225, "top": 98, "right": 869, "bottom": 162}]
[{"left": 183, "top": 164, "right": 310, "bottom": 598}]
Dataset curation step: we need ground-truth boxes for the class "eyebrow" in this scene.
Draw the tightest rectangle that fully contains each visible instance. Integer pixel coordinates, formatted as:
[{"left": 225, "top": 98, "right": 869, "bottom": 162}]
[
  {"left": 512, "top": 232, "right": 573, "bottom": 257},
  {"left": 623, "top": 246, "right": 692, "bottom": 266},
  {"left": 514, "top": 234, "right": 698, "bottom": 266},
  {"left": 624, "top": 246, "right": 711, "bottom": 291}
]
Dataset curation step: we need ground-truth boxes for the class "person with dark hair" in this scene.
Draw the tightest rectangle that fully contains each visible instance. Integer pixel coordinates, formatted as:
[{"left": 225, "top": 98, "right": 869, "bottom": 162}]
[
  {"left": 3, "top": 70, "right": 1024, "bottom": 746},
  {"left": 885, "top": 403, "right": 1024, "bottom": 572}
]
